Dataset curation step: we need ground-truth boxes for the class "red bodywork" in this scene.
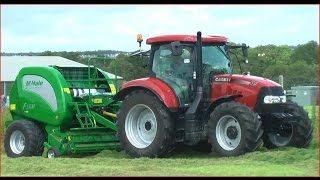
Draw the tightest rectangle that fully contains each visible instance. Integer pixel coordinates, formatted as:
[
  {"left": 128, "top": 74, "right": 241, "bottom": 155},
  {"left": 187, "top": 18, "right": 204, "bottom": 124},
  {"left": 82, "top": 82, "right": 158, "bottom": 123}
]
[
  {"left": 119, "top": 34, "right": 282, "bottom": 110},
  {"left": 118, "top": 77, "right": 179, "bottom": 109},
  {"left": 118, "top": 34, "right": 228, "bottom": 109},
  {"left": 211, "top": 74, "right": 282, "bottom": 109},
  {"left": 146, "top": 35, "right": 227, "bottom": 44}
]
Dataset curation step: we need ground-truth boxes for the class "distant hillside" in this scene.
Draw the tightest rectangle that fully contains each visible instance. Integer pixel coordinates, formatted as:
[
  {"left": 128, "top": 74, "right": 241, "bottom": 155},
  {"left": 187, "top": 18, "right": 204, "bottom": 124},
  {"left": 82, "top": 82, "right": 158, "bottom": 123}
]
[{"left": 1, "top": 50, "right": 129, "bottom": 58}]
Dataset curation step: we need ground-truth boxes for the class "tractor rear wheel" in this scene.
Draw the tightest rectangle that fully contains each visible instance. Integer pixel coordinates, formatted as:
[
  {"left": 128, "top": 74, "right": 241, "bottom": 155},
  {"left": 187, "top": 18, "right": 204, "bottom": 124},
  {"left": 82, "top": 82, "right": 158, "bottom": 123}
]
[
  {"left": 117, "top": 90, "right": 175, "bottom": 158},
  {"left": 208, "top": 101, "right": 263, "bottom": 157},
  {"left": 262, "top": 102, "right": 313, "bottom": 149},
  {"left": 4, "top": 120, "right": 45, "bottom": 158}
]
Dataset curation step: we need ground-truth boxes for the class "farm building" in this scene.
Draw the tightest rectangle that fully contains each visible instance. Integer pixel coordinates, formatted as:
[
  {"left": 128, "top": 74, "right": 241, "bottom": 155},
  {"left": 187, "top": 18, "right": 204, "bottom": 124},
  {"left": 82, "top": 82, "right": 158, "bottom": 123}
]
[
  {"left": 0, "top": 56, "right": 123, "bottom": 96},
  {"left": 286, "top": 86, "right": 319, "bottom": 106}
]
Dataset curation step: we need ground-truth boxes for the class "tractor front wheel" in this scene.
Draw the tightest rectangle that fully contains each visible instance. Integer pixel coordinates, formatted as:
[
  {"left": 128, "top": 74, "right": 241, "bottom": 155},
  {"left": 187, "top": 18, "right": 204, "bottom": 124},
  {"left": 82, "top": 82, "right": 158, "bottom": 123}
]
[
  {"left": 262, "top": 102, "right": 313, "bottom": 149},
  {"left": 208, "top": 101, "right": 263, "bottom": 157},
  {"left": 117, "top": 90, "right": 175, "bottom": 158}
]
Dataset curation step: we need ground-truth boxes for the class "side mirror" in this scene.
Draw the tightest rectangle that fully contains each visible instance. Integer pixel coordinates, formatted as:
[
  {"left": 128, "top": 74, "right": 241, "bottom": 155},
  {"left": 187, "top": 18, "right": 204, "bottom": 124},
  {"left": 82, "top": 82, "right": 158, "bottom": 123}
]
[
  {"left": 242, "top": 43, "right": 249, "bottom": 64},
  {"left": 171, "top": 41, "right": 183, "bottom": 56},
  {"left": 241, "top": 43, "right": 248, "bottom": 59}
]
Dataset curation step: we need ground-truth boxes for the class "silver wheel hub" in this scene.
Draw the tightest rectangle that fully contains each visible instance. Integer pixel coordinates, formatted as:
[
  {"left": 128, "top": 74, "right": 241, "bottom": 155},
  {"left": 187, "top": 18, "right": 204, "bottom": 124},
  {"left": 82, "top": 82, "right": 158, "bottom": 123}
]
[
  {"left": 267, "top": 123, "right": 293, "bottom": 147},
  {"left": 48, "top": 150, "right": 55, "bottom": 159},
  {"left": 125, "top": 104, "right": 157, "bottom": 148},
  {"left": 216, "top": 115, "right": 241, "bottom": 151},
  {"left": 10, "top": 130, "right": 25, "bottom": 154}
]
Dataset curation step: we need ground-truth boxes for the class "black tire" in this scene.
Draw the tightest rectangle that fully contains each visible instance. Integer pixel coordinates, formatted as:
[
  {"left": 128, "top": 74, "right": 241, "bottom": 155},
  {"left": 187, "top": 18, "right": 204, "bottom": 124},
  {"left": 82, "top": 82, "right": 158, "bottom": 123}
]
[
  {"left": 116, "top": 90, "right": 175, "bottom": 158},
  {"left": 47, "top": 147, "right": 61, "bottom": 159},
  {"left": 262, "top": 102, "right": 313, "bottom": 149},
  {"left": 208, "top": 101, "right": 263, "bottom": 157},
  {"left": 4, "top": 120, "right": 46, "bottom": 158},
  {"left": 34, "top": 123, "right": 46, "bottom": 156}
]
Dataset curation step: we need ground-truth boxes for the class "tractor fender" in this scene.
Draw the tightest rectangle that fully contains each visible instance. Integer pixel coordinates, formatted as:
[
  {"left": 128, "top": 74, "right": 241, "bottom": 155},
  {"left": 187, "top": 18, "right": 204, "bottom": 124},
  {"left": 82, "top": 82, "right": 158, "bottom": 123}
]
[
  {"left": 204, "top": 95, "right": 242, "bottom": 120},
  {"left": 114, "top": 77, "right": 179, "bottom": 110}
]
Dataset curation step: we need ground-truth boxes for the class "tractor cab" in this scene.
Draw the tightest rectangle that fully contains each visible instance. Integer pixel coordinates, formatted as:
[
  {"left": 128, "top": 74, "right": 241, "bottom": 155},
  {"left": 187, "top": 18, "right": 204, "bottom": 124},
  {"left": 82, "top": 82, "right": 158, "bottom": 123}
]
[
  {"left": 146, "top": 34, "right": 243, "bottom": 107},
  {"left": 151, "top": 43, "right": 194, "bottom": 106}
]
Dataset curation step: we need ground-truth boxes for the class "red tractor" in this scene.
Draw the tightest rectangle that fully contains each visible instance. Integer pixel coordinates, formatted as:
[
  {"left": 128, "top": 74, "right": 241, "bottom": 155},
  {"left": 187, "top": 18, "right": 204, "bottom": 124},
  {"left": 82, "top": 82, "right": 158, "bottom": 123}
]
[{"left": 114, "top": 31, "right": 313, "bottom": 157}]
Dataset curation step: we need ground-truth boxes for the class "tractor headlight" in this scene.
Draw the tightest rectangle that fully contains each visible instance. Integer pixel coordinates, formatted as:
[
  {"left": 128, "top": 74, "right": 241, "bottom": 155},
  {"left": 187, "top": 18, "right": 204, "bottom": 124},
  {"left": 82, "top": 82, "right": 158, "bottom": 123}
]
[{"left": 263, "top": 95, "right": 286, "bottom": 104}]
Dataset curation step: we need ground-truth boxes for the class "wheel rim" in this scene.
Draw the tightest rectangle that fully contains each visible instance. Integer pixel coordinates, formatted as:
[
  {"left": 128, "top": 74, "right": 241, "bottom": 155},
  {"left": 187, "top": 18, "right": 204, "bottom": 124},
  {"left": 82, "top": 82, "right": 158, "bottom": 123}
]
[
  {"left": 125, "top": 104, "right": 157, "bottom": 148},
  {"left": 10, "top": 130, "right": 25, "bottom": 154},
  {"left": 267, "top": 123, "right": 293, "bottom": 147},
  {"left": 216, "top": 115, "right": 241, "bottom": 151},
  {"left": 47, "top": 150, "right": 55, "bottom": 159}
]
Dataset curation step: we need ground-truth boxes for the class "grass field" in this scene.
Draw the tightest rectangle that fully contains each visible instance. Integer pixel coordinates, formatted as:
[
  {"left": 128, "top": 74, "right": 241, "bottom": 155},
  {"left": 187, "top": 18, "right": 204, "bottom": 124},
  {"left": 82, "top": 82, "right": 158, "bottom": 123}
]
[{"left": 0, "top": 106, "right": 318, "bottom": 176}]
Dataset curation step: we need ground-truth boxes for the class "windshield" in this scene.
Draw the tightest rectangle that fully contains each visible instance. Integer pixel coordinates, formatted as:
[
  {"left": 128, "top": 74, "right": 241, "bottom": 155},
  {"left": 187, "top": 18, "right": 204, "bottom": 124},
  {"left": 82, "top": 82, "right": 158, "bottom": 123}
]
[{"left": 202, "top": 45, "right": 231, "bottom": 74}]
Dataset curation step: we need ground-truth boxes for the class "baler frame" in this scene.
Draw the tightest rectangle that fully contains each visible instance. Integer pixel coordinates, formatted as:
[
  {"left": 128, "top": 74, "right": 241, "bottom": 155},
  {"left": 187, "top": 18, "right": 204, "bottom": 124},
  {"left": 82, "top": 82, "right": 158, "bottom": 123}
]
[{"left": 4, "top": 61, "right": 122, "bottom": 158}]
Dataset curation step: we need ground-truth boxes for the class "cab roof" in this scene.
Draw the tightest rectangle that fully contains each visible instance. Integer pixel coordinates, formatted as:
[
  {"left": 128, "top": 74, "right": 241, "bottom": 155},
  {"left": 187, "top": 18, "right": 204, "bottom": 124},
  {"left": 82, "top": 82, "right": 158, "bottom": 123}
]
[{"left": 146, "top": 35, "right": 228, "bottom": 45}]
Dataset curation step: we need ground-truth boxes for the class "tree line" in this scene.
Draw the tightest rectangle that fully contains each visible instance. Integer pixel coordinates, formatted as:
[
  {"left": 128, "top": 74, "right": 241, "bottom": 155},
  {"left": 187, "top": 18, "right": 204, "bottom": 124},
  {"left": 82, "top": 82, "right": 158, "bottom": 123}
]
[
  {"left": 36, "top": 40, "right": 318, "bottom": 90},
  {"left": 241, "top": 40, "right": 318, "bottom": 89}
]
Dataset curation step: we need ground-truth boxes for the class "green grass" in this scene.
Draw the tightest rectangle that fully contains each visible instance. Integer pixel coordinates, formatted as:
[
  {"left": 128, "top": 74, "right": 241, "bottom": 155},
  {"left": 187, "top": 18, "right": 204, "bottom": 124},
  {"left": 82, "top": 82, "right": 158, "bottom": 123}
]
[
  {"left": 1, "top": 146, "right": 318, "bottom": 176},
  {"left": 1, "top": 106, "right": 319, "bottom": 176},
  {"left": 1, "top": 107, "right": 12, "bottom": 135}
]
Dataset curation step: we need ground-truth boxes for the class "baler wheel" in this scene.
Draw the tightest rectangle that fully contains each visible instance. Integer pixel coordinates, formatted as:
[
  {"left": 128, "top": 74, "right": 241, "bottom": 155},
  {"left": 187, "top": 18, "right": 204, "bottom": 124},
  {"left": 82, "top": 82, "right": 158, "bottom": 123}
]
[
  {"left": 4, "top": 120, "right": 45, "bottom": 158},
  {"left": 47, "top": 147, "right": 61, "bottom": 159}
]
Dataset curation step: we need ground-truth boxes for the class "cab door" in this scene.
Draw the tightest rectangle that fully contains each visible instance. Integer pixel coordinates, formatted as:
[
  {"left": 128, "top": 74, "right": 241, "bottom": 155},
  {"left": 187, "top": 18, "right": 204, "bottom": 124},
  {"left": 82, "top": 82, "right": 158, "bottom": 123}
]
[{"left": 151, "top": 44, "right": 194, "bottom": 107}]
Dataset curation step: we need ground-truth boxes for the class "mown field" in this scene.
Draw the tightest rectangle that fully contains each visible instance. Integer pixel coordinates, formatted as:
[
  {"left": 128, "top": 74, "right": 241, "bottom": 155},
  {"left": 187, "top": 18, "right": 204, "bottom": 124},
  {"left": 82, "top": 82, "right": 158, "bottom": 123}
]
[{"left": 0, "top": 106, "right": 318, "bottom": 176}]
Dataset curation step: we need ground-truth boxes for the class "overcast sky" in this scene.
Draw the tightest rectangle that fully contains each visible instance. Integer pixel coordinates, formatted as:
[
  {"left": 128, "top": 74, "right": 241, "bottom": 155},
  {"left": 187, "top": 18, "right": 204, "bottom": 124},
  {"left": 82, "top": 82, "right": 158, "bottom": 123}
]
[{"left": 2, "top": 5, "right": 319, "bottom": 53}]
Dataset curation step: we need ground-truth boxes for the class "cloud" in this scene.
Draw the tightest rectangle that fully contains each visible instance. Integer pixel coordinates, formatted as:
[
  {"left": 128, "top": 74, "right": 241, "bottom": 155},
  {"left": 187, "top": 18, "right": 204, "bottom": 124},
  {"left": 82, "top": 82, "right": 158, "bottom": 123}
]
[
  {"left": 1, "top": 5, "right": 319, "bottom": 52},
  {"left": 178, "top": 5, "right": 209, "bottom": 12},
  {"left": 2, "top": 29, "right": 69, "bottom": 52},
  {"left": 147, "top": 8, "right": 177, "bottom": 26},
  {"left": 113, "top": 24, "right": 137, "bottom": 35},
  {"left": 221, "top": 17, "right": 258, "bottom": 27}
]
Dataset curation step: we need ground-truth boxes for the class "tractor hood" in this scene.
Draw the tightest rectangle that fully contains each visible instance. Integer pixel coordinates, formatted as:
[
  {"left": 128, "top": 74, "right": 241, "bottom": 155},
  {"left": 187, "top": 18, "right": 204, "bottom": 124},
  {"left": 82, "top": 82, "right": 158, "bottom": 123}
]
[
  {"left": 211, "top": 74, "right": 284, "bottom": 110},
  {"left": 212, "top": 74, "right": 282, "bottom": 88}
]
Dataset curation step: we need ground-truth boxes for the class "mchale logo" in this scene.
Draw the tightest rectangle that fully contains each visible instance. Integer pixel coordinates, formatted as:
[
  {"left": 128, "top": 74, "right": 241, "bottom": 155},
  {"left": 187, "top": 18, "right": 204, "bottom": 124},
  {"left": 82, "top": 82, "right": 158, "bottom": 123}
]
[{"left": 26, "top": 80, "right": 43, "bottom": 87}]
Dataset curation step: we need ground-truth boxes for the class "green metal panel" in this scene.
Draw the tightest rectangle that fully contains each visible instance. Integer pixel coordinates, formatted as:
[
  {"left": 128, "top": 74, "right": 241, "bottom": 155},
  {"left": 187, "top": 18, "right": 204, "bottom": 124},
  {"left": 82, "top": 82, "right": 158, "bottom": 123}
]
[
  {"left": 9, "top": 67, "right": 73, "bottom": 126},
  {"left": 90, "top": 111, "right": 117, "bottom": 131},
  {"left": 99, "top": 69, "right": 118, "bottom": 94},
  {"left": 53, "top": 66, "right": 117, "bottom": 95},
  {"left": 44, "top": 125, "right": 119, "bottom": 155}
]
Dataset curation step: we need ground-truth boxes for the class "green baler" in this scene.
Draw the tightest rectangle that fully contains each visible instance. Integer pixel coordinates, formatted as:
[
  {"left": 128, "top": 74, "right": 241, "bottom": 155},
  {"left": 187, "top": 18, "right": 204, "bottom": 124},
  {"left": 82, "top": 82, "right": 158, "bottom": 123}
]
[{"left": 4, "top": 65, "right": 121, "bottom": 158}]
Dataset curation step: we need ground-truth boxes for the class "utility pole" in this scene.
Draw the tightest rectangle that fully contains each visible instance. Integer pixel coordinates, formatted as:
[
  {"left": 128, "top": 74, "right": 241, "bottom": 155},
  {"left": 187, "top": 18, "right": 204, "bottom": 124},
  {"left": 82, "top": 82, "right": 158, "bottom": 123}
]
[{"left": 279, "top": 75, "right": 284, "bottom": 87}]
